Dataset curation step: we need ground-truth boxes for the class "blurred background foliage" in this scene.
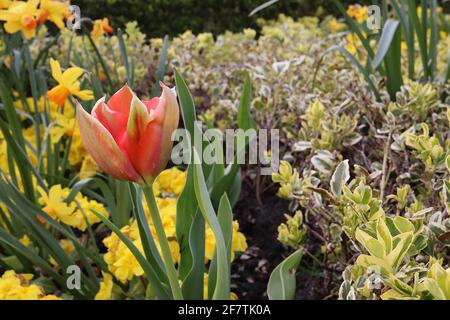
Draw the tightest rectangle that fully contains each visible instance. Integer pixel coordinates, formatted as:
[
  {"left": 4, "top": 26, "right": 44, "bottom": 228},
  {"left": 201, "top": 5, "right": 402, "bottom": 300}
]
[{"left": 73, "top": 0, "right": 370, "bottom": 37}]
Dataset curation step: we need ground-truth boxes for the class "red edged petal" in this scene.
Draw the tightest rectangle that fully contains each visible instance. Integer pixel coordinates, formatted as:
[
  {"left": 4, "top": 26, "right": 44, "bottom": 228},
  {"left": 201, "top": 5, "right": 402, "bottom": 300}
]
[
  {"left": 92, "top": 97, "right": 128, "bottom": 145},
  {"left": 107, "top": 84, "right": 134, "bottom": 115},
  {"left": 76, "top": 101, "right": 141, "bottom": 182},
  {"left": 143, "top": 97, "right": 160, "bottom": 112},
  {"left": 128, "top": 122, "right": 163, "bottom": 180}
]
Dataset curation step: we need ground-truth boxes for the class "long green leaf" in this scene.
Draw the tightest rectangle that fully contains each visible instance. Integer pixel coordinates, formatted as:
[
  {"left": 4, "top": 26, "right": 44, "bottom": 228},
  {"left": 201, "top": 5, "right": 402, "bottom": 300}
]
[
  {"left": 372, "top": 20, "right": 400, "bottom": 70},
  {"left": 237, "top": 73, "right": 257, "bottom": 131},
  {"left": 407, "top": 0, "right": 429, "bottom": 79},
  {"left": 267, "top": 250, "right": 303, "bottom": 300},
  {"left": 208, "top": 194, "right": 233, "bottom": 299},
  {"left": 192, "top": 149, "right": 230, "bottom": 300},
  {"left": 151, "top": 35, "right": 169, "bottom": 97},
  {"left": 329, "top": 45, "right": 381, "bottom": 101}
]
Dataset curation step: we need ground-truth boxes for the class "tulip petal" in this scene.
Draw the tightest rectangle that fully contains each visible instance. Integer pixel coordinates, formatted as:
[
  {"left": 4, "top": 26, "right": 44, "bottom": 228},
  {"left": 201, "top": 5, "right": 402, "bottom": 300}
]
[
  {"left": 127, "top": 83, "right": 180, "bottom": 181},
  {"left": 128, "top": 122, "right": 163, "bottom": 181},
  {"left": 127, "top": 95, "right": 154, "bottom": 144},
  {"left": 107, "top": 83, "right": 134, "bottom": 115},
  {"left": 157, "top": 83, "right": 180, "bottom": 172},
  {"left": 76, "top": 101, "right": 141, "bottom": 182},
  {"left": 92, "top": 97, "right": 128, "bottom": 145},
  {"left": 143, "top": 98, "right": 159, "bottom": 112}
]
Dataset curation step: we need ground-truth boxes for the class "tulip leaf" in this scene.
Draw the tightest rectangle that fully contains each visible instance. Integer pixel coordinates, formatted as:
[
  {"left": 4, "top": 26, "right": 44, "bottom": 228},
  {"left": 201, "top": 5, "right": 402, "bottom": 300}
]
[
  {"left": 208, "top": 194, "right": 233, "bottom": 299},
  {"left": 151, "top": 35, "right": 169, "bottom": 97},
  {"left": 181, "top": 210, "right": 205, "bottom": 300},
  {"left": 249, "top": 0, "right": 279, "bottom": 17},
  {"left": 237, "top": 73, "right": 257, "bottom": 131},
  {"left": 267, "top": 250, "right": 303, "bottom": 300},
  {"left": 175, "top": 70, "right": 196, "bottom": 138},
  {"left": 176, "top": 163, "right": 198, "bottom": 278},
  {"left": 192, "top": 148, "right": 230, "bottom": 300},
  {"left": 372, "top": 20, "right": 400, "bottom": 70},
  {"left": 327, "top": 45, "right": 381, "bottom": 101}
]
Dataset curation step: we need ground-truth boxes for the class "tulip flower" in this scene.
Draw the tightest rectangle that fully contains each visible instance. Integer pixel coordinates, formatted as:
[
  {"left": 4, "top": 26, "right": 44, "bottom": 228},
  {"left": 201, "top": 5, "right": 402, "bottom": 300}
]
[
  {"left": 76, "top": 83, "right": 180, "bottom": 184},
  {"left": 77, "top": 83, "right": 183, "bottom": 300}
]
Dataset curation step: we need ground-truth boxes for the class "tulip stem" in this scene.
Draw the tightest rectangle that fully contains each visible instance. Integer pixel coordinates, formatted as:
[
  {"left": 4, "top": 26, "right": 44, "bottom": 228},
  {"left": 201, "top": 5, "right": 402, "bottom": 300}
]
[{"left": 142, "top": 184, "right": 183, "bottom": 300}]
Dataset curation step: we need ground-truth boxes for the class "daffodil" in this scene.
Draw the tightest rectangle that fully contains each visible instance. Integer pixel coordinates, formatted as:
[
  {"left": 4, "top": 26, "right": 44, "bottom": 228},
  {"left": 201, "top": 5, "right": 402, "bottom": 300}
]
[
  {"left": 37, "top": 184, "right": 108, "bottom": 231},
  {"left": 38, "top": 0, "right": 69, "bottom": 29},
  {"left": 91, "top": 17, "right": 113, "bottom": 40},
  {"left": 79, "top": 154, "right": 100, "bottom": 179},
  {"left": 346, "top": 5, "right": 368, "bottom": 24},
  {"left": 47, "top": 58, "right": 93, "bottom": 106},
  {"left": 37, "top": 184, "right": 82, "bottom": 229},
  {"left": 0, "top": 0, "right": 12, "bottom": 10},
  {"left": 19, "top": 235, "right": 31, "bottom": 247},
  {"left": 0, "top": 0, "right": 40, "bottom": 39},
  {"left": 329, "top": 18, "right": 345, "bottom": 33}
]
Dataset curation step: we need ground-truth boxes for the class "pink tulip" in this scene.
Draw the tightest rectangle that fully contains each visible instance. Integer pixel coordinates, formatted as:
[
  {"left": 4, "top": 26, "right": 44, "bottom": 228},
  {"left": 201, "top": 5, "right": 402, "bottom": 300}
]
[{"left": 76, "top": 83, "right": 180, "bottom": 184}]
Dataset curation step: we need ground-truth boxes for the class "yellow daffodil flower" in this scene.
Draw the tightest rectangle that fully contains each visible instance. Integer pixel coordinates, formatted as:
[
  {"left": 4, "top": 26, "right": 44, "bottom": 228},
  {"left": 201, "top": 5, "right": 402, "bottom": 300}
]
[
  {"left": 329, "top": 18, "right": 345, "bottom": 33},
  {"left": 346, "top": 5, "right": 368, "bottom": 24},
  {"left": 0, "top": 0, "right": 40, "bottom": 39},
  {"left": 37, "top": 184, "right": 108, "bottom": 231},
  {"left": 0, "top": 0, "right": 12, "bottom": 10},
  {"left": 37, "top": 0, "right": 69, "bottom": 29},
  {"left": 48, "top": 58, "right": 93, "bottom": 106},
  {"left": 91, "top": 17, "right": 113, "bottom": 40}
]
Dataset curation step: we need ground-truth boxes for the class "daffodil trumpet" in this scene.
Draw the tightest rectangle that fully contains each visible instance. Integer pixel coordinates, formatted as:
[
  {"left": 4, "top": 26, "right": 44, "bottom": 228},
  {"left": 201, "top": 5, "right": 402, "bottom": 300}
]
[{"left": 76, "top": 83, "right": 182, "bottom": 299}]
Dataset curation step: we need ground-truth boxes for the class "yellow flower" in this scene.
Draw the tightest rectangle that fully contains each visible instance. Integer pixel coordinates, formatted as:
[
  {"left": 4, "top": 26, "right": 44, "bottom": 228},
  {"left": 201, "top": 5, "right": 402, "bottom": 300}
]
[
  {"left": 205, "top": 220, "right": 247, "bottom": 261},
  {"left": 75, "top": 193, "right": 109, "bottom": 228},
  {"left": 153, "top": 167, "right": 187, "bottom": 197},
  {"left": 345, "top": 33, "right": 363, "bottom": 55},
  {"left": 37, "top": 184, "right": 81, "bottom": 227},
  {"left": 0, "top": 270, "right": 60, "bottom": 300},
  {"left": 346, "top": 5, "right": 368, "bottom": 23},
  {"left": 95, "top": 272, "right": 113, "bottom": 300},
  {"left": 14, "top": 96, "right": 60, "bottom": 116},
  {"left": 49, "top": 112, "right": 76, "bottom": 143},
  {"left": 91, "top": 18, "right": 113, "bottom": 40},
  {"left": 47, "top": 58, "right": 93, "bottom": 106},
  {"left": 80, "top": 154, "right": 100, "bottom": 179},
  {"left": 329, "top": 18, "right": 345, "bottom": 33},
  {"left": 0, "top": 0, "right": 12, "bottom": 10},
  {"left": 0, "top": 0, "right": 40, "bottom": 39},
  {"left": 59, "top": 239, "right": 75, "bottom": 254},
  {"left": 37, "top": 0, "right": 69, "bottom": 29},
  {"left": 19, "top": 235, "right": 31, "bottom": 247},
  {"left": 68, "top": 127, "right": 88, "bottom": 166},
  {"left": 37, "top": 184, "right": 108, "bottom": 231}
]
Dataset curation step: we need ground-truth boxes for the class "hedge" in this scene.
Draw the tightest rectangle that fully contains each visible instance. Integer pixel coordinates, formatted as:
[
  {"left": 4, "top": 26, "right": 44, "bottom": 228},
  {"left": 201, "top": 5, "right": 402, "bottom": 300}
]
[{"left": 73, "top": 0, "right": 368, "bottom": 37}]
